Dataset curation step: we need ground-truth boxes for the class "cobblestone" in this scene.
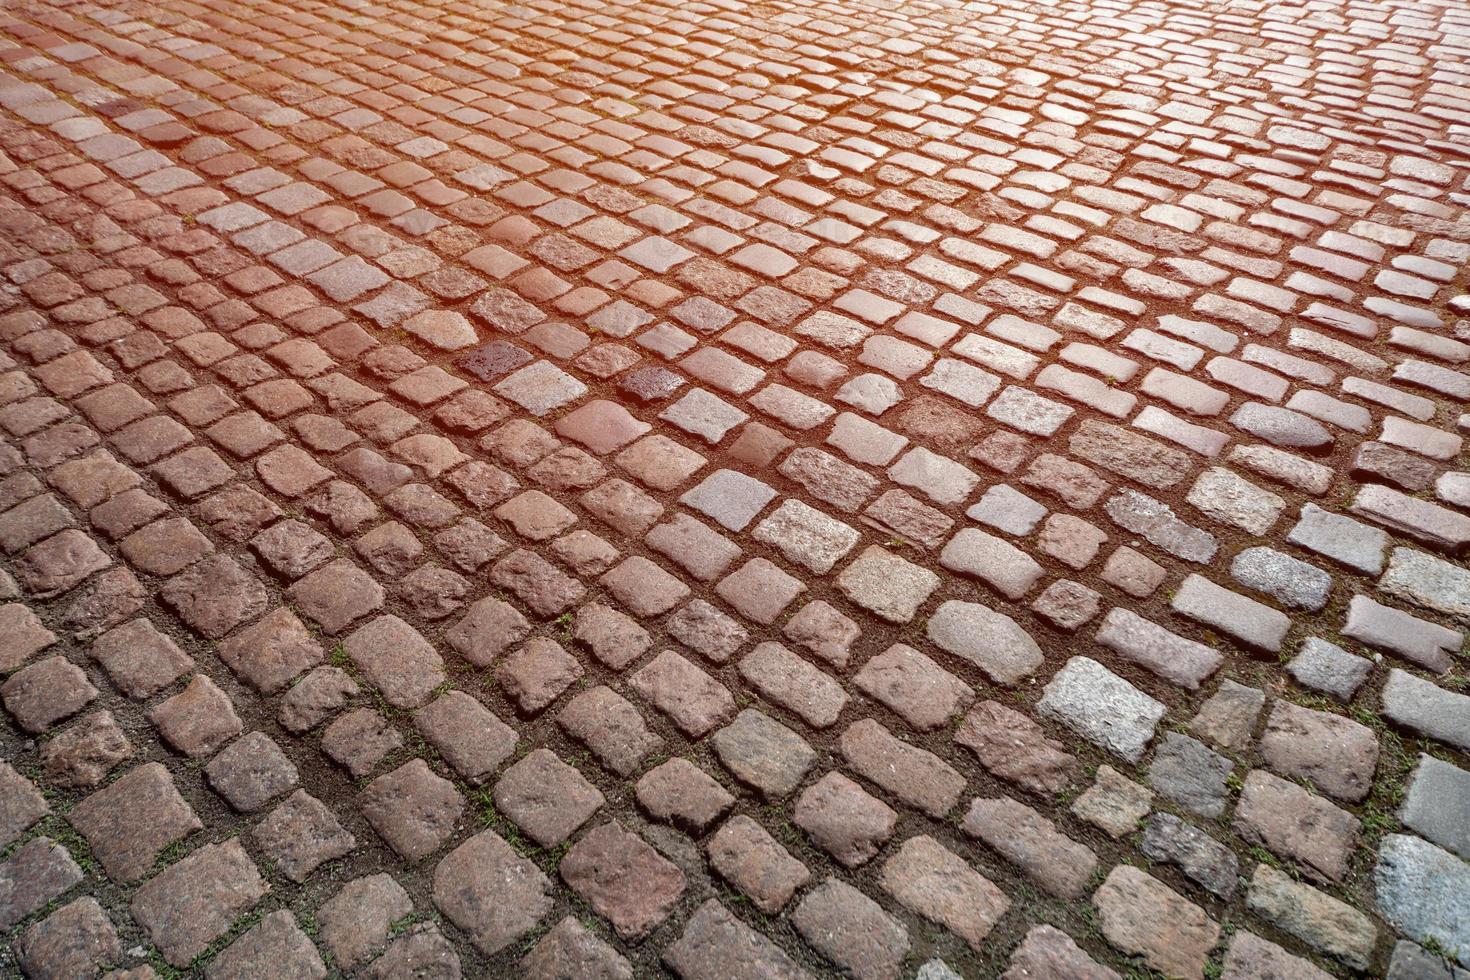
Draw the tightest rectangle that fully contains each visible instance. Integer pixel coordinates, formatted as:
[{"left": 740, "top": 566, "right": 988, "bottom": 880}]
[
  {"left": 255, "top": 790, "right": 356, "bottom": 883},
  {"left": 0, "top": 837, "right": 82, "bottom": 931},
  {"left": 1376, "top": 834, "right": 1470, "bottom": 968},
  {"left": 14, "top": 896, "right": 120, "bottom": 979},
  {"left": 1261, "top": 700, "right": 1380, "bottom": 804},
  {"left": 1039, "top": 657, "right": 1165, "bottom": 763},
  {"left": 1247, "top": 864, "right": 1377, "bottom": 971},
  {"left": 521, "top": 916, "right": 633, "bottom": 980},
  {"left": 1149, "top": 733, "right": 1235, "bottom": 819},
  {"left": 963, "top": 796, "right": 1096, "bottom": 899},
  {"left": 560, "top": 822, "right": 685, "bottom": 940},
  {"left": 792, "top": 878, "right": 908, "bottom": 980},
  {"left": 1094, "top": 865, "right": 1219, "bottom": 978},
  {"left": 1139, "top": 812, "right": 1239, "bottom": 900},
  {"left": 880, "top": 835, "right": 1009, "bottom": 950},
  {"left": 360, "top": 759, "right": 463, "bottom": 863},
  {"left": 433, "top": 829, "right": 552, "bottom": 956},
  {"left": 130, "top": 839, "right": 269, "bottom": 967},
  {"left": 956, "top": 700, "right": 1077, "bottom": 799}
]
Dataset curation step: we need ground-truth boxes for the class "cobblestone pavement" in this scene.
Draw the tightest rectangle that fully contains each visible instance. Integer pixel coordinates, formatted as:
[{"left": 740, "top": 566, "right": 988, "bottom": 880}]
[{"left": 0, "top": 0, "right": 1469, "bottom": 976}]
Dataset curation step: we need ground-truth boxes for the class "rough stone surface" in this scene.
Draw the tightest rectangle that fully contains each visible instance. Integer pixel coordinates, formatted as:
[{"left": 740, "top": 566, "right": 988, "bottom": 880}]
[
  {"left": 1222, "top": 931, "right": 1335, "bottom": 980},
  {"left": 1401, "top": 755, "right": 1470, "bottom": 862},
  {"left": 1038, "top": 657, "right": 1165, "bottom": 762},
  {"left": 205, "top": 909, "right": 326, "bottom": 980},
  {"left": 663, "top": 899, "right": 813, "bottom": 980},
  {"left": 963, "top": 796, "right": 1097, "bottom": 898},
  {"left": 130, "top": 839, "right": 269, "bottom": 967},
  {"left": 68, "top": 761, "right": 202, "bottom": 882},
  {"left": 1002, "top": 926, "right": 1121, "bottom": 980},
  {"left": 792, "top": 878, "right": 909, "bottom": 980},
  {"left": 1288, "top": 503, "right": 1388, "bottom": 574},
  {"left": 1382, "top": 669, "right": 1470, "bottom": 752},
  {"left": 1345, "top": 593, "right": 1460, "bottom": 674},
  {"left": 433, "top": 829, "right": 553, "bottom": 955},
  {"left": 254, "top": 790, "right": 357, "bottom": 883},
  {"left": 1104, "top": 490, "right": 1218, "bottom": 563},
  {"left": 737, "top": 641, "right": 848, "bottom": 729},
  {"left": 1236, "top": 769, "right": 1357, "bottom": 883},
  {"left": 1230, "top": 546, "right": 1332, "bottom": 611},
  {"left": 205, "top": 731, "right": 299, "bottom": 812},
  {"left": 956, "top": 699, "right": 1078, "bottom": 797},
  {"left": 360, "top": 759, "right": 464, "bottom": 863},
  {"left": 415, "top": 690, "right": 518, "bottom": 785},
  {"left": 0, "top": 837, "right": 84, "bottom": 931},
  {"left": 0, "top": 758, "right": 48, "bottom": 852},
  {"left": 1140, "top": 812, "right": 1239, "bottom": 899},
  {"left": 630, "top": 650, "right": 734, "bottom": 738},
  {"left": 0, "top": 7, "right": 1461, "bottom": 974},
  {"left": 793, "top": 771, "right": 897, "bottom": 867},
  {"left": 88, "top": 617, "right": 192, "bottom": 699},
  {"left": 1376, "top": 834, "right": 1470, "bottom": 968},
  {"left": 1288, "top": 638, "right": 1372, "bottom": 703},
  {"left": 1247, "top": 864, "right": 1376, "bottom": 970},
  {"left": 835, "top": 545, "right": 939, "bottom": 622},
  {"left": 1260, "top": 701, "right": 1379, "bottom": 803},
  {"left": 1387, "top": 941, "right": 1470, "bottom": 980},
  {"left": 520, "top": 916, "right": 634, "bottom": 980},
  {"left": 636, "top": 758, "right": 735, "bottom": 832},
  {"left": 15, "top": 897, "right": 121, "bottom": 980},
  {"left": 880, "top": 835, "right": 1010, "bottom": 950},
  {"left": 712, "top": 709, "right": 816, "bottom": 799},
  {"left": 852, "top": 644, "right": 972, "bottom": 731},
  {"left": 1095, "top": 607, "right": 1221, "bottom": 691},
  {"left": 1093, "top": 865, "right": 1219, "bottom": 979},
  {"left": 318, "top": 874, "right": 413, "bottom": 970},
  {"left": 840, "top": 719, "right": 965, "bottom": 818},
  {"left": 926, "top": 599, "right": 1042, "bottom": 685},
  {"left": 938, "top": 528, "right": 1043, "bottom": 599},
  {"left": 1189, "top": 679, "right": 1266, "bottom": 752},
  {"left": 1146, "top": 731, "right": 1232, "bottom": 816},
  {"left": 363, "top": 923, "right": 463, "bottom": 979},
  {"left": 1381, "top": 547, "right": 1470, "bottom": 628},
  {"left": 708, "top": 814, "right": 810, "bottom": 913},
  {"left": 559, "top": 822, "right": 686, "bottom": 940},
  {"left": 1072, "top": 765, "right": 1152, "bottom": 838},
  {"left": 558, "top": 686, "right": 660, "bottom": 777},
  {"left": 1187, "top": 466, "right": 1285, "bottom": 534},
  {"left": 1171, "top": 573, "right": 1291, "bottom": 652},
  {"left": 493, "top": 748, "right": 603, "bottom": 847}
]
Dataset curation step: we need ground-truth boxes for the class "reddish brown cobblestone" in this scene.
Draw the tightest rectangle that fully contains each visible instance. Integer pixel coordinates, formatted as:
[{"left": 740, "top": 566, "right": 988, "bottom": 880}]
[{"left": 0, "top": 0, "right": 1469, "bottom": 975}]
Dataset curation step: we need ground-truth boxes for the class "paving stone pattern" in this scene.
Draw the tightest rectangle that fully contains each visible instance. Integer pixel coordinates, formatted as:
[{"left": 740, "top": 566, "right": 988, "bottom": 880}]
[{"left": 0, "top": 0, "right": 1467, "bottom": 976}]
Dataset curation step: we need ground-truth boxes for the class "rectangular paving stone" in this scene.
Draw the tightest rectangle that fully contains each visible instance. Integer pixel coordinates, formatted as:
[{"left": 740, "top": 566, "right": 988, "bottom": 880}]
[
  {"left": 559, "top": 822, "right": 685, "bottom": 941},
  {"left": 664, "top": 899, "right": 813, "bottom": 980},
  {"left": 1170, "top": 574, "right": 1291, "bottom": 652},
  {"left": 1096, "top": 607, "right": 1222, "bottom": 690},
  {"left": 708, "top": 815, "right": 810, "bottom": 914},
  {"left": 1039, "top": 657, "right": 1165, "bottom": 762},
  {"left": 0, "top": 837, "right": 84, "bottom": 930},
  {"left": 630, "top": 651, "right": 734, "bottom": 738},
  {"left": 841, "top": 719, "right": 965, "bottom": 818},
  {"left": 68, "top": 762, "right": 201, "bottom": 882},
  {"left": 880, "top": 835, "right": 1009, "bottom": 950},
  {"left": 737, "top": 642, "right": 848, "bottom": 729},
  {"left": 130, "top": 839, "right": 268, "bottom": 967},
  {"left": 1381, "top": 669, "right": 1470, "bottom": 753}
]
